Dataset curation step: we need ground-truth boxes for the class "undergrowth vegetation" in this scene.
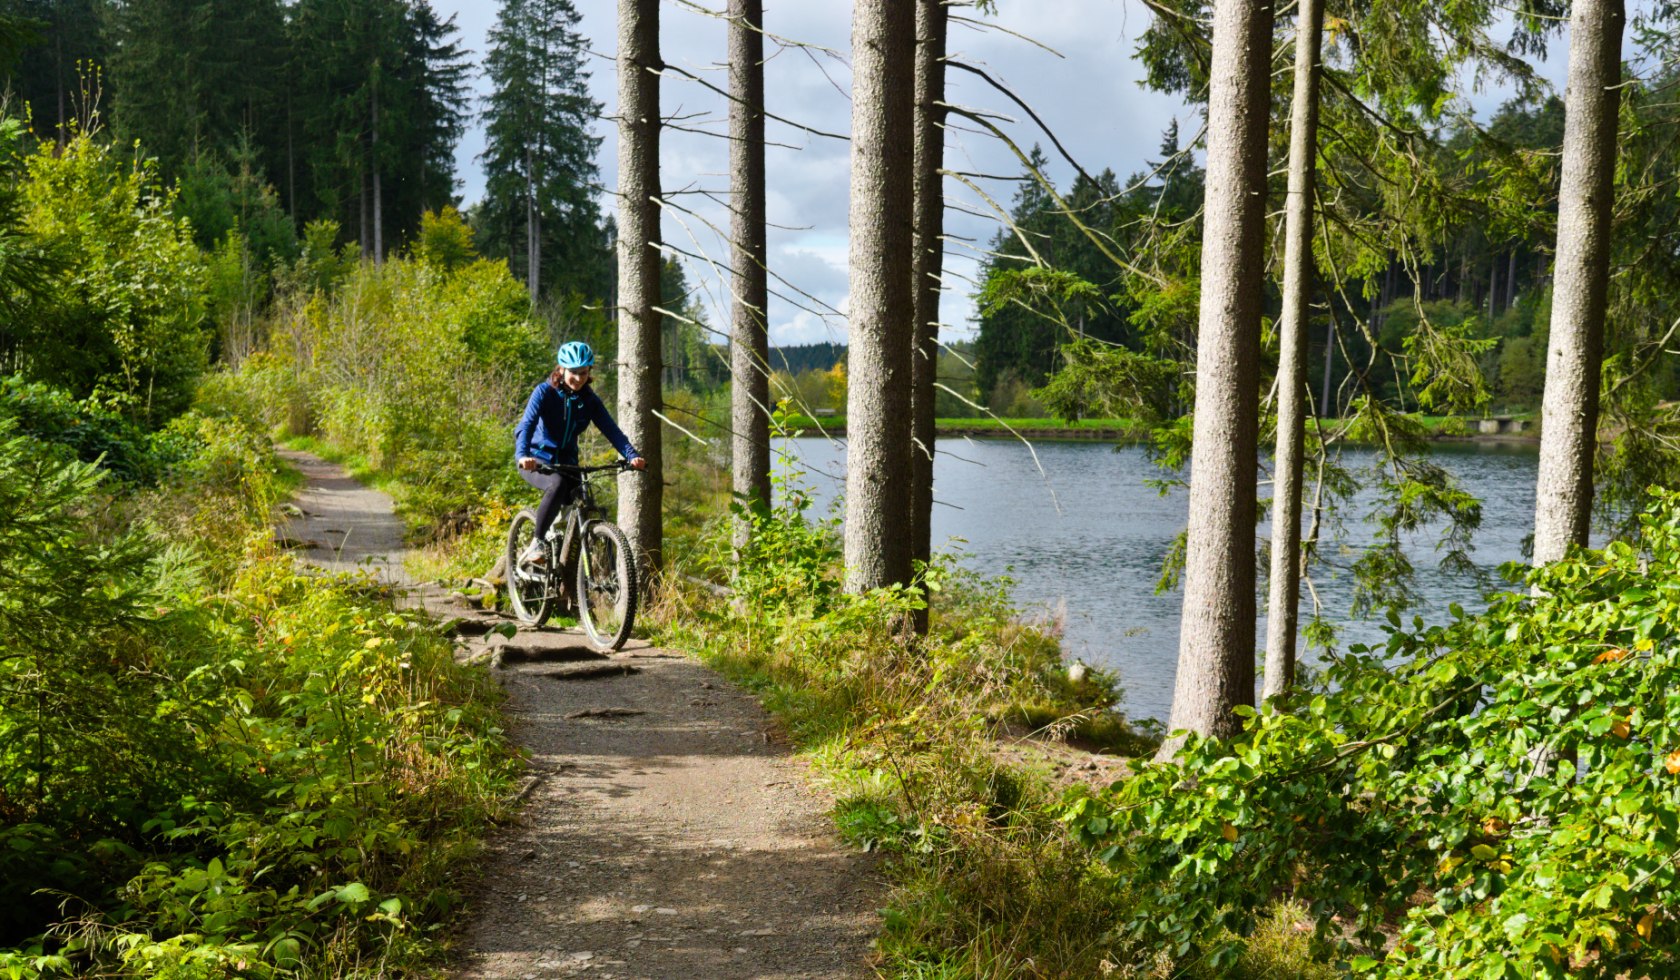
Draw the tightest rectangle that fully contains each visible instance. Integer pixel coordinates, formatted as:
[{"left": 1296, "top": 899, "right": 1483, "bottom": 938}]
[
  {"left": 645, "top": 466, "right": 1221, "bottom": 977},
  {"left": 644, "top": 453, "right": 1680, "bottom": 976},
  {"left": 1065, "top": 491, "right": 1680, "bottom": 977},
  {"left": 0, "top": 403, "right": 518, "bottom": 978},
  {"left": 222, "top": 224, "right": 549, "bottom": 544}
]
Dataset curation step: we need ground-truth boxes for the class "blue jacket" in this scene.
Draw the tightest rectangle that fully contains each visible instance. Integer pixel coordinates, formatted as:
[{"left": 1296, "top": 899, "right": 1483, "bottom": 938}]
[{"left": 514, "top": 381, "right": 640, "bottom": 466}]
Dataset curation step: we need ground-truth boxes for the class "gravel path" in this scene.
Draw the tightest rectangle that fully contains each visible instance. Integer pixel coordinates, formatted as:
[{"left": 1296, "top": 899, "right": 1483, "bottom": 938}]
[
  {"left": 276, "top": 449, "right": 406, "bottom": 582},
  {"left": 278, "top": 449, "right": 885, "bottom": 979}
]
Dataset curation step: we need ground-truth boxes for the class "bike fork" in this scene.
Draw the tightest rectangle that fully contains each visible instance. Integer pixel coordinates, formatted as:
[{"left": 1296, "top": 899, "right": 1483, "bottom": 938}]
[{"left": 577, "top": 521, "right": 593, "bottom": 581}]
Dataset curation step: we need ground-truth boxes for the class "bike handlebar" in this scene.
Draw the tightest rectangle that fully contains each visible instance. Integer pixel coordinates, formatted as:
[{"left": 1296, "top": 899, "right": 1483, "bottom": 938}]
[{"left": 534, "top": 460, "right": 636, "bottom": 476}]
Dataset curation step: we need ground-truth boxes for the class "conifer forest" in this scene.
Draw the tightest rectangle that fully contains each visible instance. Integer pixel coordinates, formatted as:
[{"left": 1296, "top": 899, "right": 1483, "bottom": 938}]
[{"left": 3, "top": 0, "right": 1680, "bottom": 976}]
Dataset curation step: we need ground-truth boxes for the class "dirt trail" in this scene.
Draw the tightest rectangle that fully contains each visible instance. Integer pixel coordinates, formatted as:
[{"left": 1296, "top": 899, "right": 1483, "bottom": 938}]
[
  {"left": 278, "top": 449, "right": 885, "bottom": 979},
  {"left": 277, "top": 449, "right": 407, "bottom": 581}
]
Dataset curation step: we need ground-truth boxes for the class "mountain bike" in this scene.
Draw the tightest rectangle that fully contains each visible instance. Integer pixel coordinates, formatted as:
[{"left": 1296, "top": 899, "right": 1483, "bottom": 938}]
[{"left": 504, "top": 461, "right": 639, "bottom": 651}]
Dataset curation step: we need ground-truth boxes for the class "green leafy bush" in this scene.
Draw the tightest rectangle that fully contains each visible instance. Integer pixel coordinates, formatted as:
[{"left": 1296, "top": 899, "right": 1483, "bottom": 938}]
[
  {"left": 0, "top": 419, "right": 517, "bottom": 977},
  {"left": 1067, "top": 489, "right": 1680, "bottom": 977},
  {"left": 225, "top": 252, "right": 547, "bottom": 543},
  {"left": 410, "top": 207, "right": 476, "bottom": 273},
  {"left": 0, "top": 378, "right": 283, "bottom": 521},
  {"left": 0, "top": 375, "right": 160, "bottom": 482},
  {"left": 13, "top": 133, "right": 210, "bottom": 423}
]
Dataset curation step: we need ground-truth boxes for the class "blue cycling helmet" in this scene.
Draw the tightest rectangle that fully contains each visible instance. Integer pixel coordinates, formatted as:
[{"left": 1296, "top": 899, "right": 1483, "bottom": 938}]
[{"left": 556, "top": 341, "right": 595, "bottom": 369}]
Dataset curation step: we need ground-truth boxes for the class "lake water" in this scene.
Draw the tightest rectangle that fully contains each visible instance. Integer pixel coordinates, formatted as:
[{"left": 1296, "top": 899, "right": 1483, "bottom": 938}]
[{"left": 780, "top": 436, "right": 1541, "bottom": 725}]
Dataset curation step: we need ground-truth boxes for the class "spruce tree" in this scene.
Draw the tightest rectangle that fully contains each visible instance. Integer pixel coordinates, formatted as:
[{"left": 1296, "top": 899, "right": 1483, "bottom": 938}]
[
  {"left": 480, "top": 0, "right": 607, "bottom": 302},
  {"left": 288, "top": 0, "right": 466, "bottom": 252},
  {"left": 615, "top": 0, "right": 663, "bottom": 571},
  {"left": 105, "top": 0, "right": 290, "bottom": 186},
  {"left": 0, "top": 0, "right": 109, "bottom": 147},
  {"left": 1262, "top": 0, "right": 1324, "bottom": 701},
  {"left": 383, "top": 2, "right": 470, "bottom": 238},
  {"left": 842, "top": 0, "right": 916, "bottom": 596},
  {"left": 1160, "top": 0, "right": 1274, "bottom": 750},
  {"left": 908, "top": 0, "right": 948, "bottom": 633},
  {"left": 728, "top": 0, "right": 771, "bottom": 551}
]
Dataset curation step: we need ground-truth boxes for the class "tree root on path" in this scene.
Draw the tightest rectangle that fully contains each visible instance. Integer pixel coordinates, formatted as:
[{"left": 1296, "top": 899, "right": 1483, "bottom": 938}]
[{"left": 563, "top": 706, "right": 646, "bottom": 719}]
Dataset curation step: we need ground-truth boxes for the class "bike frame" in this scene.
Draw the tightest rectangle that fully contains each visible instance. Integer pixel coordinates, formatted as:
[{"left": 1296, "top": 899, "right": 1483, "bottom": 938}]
[{"left": 537, "top": 461, "right": 626, "bottom": 581}]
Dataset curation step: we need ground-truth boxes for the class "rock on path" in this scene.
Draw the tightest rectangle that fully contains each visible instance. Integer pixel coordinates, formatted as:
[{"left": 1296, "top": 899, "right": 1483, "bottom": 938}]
[{"left": 276, "top": 449, "right": 885, "bottom": 979}]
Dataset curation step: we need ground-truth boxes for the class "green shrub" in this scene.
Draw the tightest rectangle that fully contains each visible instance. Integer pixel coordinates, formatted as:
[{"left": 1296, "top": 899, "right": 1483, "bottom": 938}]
[
  {"left": 0, "top": 418, "right": 517, "bottom": 977},
  {"left": 133, "top": 411, "right": 284, "bottom": 577},
  {"left": 192, "top": 353, "right": 310, "bottom": 437},
  {"left": 235, "top": 254, "right": 547, "bottom": 543},
  {"left": 410, "top": 206, "right": 476, "bottom": 273},
  {"left": 0, "top": 423, "right": 200, "bottom": 943},
  {"left": 1068, "top": 489, "right": 1680, "bottom": 977},
  {"left": 0, "top": 375, "right": 160, "bottom": 481},
  {"left": 14, "top": 133, "right": 210, "bottom": 423}
]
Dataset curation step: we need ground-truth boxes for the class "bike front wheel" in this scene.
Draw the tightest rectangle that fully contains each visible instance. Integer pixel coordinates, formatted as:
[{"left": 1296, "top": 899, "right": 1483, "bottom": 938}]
[
  {"left": 576, "top": 521, "right": 637, "bottom": 651},
  {"left": 505, "top": 509, "right": 552, "bottom": 626}
]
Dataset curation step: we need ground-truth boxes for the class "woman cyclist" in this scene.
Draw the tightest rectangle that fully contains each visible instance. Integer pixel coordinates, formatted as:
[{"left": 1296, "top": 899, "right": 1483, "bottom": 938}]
[{"left": 514, "top": 341, "right": 646, "bottom": 565}]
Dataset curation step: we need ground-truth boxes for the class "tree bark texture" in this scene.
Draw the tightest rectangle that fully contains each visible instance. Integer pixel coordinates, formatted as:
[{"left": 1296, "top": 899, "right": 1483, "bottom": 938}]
[
  {"left": 1488, "top": 254, "right": 1500, "bottom": 317},
  {"left": 1263, "top": 0, "right": 1323, "bottom": 703},
  {"left": 1321, "top": 283, "right": 1340, "bottom": 418},
  {"left": 55, "top": 32, "right": 66, "bottom": 148},
  {"left": 842, "top": 0, "right": 917, "bottom": 595},
  {"left": 1532, "top": 0, "right": 1622, "bottom": 566},
  {"left": 1162, "top": 0, "right": 1275, "bottom": 748},
  {"left": 360, "top": 164, "right": 370, "bottom": 257},
  {"left": 616, "top": 0, "right": 664, "bottom": 571},
  {"left": 908, "top": 0, "right": 949, "bottom": 633},
  {"left": 729, "top": 0, "right": 771, "bottom": 551},
  {"left": 372, "top": 78, "right": 383, "bottom": 263},
  {"left": 527, "top": 145, "right": 541, "bottom": 302}
]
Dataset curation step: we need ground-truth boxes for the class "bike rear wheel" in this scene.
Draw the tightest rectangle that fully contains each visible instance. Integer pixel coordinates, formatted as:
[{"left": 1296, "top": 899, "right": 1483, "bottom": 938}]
[
  {"left": 505, "top": 508, "right": 552, "bottom": 626},
  {"left": 576, "top": 521, "right": 637, "bottom": 651}
]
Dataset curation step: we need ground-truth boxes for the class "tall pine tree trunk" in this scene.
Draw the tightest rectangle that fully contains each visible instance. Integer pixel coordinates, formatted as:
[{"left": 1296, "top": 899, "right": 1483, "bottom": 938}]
[
  {"left": 1160, "top": 0, "right": 1275, "bottom": 750},
  {"left": 55, "top": 30, "right": 66, "bottom": 148},
  {"left": 534, "top": 10, "right": 549, "bottom": 304},
  {"left": 531, "top": 204, "right": 542, "bottom": 302},
  {"left": 1488, "top": 253, "right": 1500, "bottom": 317},
  {"left": 842, "top": 0, "right": 916, "bottom": 595},
  {"left": 907, "top": 0, "right": 948, "bottom": 633},
  {"left": 616, "top": 0, "right": 664, "bottom": 571},
  {"left": 1319, "top": 311, "right": 1336, "bottom": 417},
  {"left": 360, "top": 162, "right": 370, "bottom": 258},
  {"left": 1263, "top": 0, "right": 1324, "bottom": 702},
  {"left": 728, "top": 0, "right": 771, "bottom": 550},
  {"left": 371, "top": 79, "right": 383, "bottom": 264},
  {"left": 286, "top": 90, "right": 297, "bottom": 222},
  {"left": 1533, "top": 0, "right": 1623, "bottom": 565},
  {"left": 527, "top": 146, "right": 541, "bottom": 303}
]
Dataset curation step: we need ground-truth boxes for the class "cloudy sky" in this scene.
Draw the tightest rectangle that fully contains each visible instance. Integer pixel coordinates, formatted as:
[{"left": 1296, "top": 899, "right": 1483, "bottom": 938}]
[{"left": 437, "top": 0, "right": 1570, "bottom": 347}]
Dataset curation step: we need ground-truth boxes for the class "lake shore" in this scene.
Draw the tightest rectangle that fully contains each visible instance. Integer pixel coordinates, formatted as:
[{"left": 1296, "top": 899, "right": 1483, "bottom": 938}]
[{"left": 781, "top": 436, "right": 1539, "bottom": 724}]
